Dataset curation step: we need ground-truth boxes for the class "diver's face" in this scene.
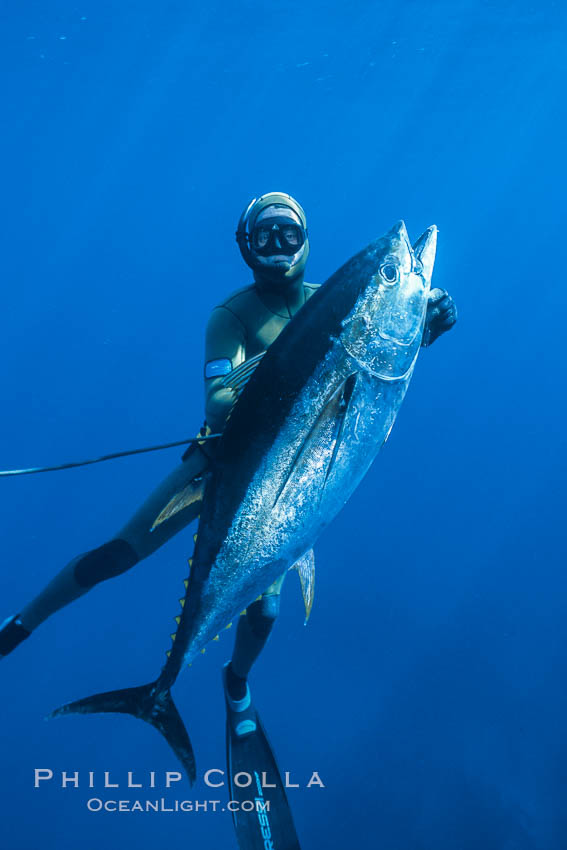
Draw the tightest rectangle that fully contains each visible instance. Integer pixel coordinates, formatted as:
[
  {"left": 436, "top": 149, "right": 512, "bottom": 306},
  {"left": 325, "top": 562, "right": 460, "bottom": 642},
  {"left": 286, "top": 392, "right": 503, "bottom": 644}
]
[{"left": 251, "top": 205, "right": 304, "bottom": 274}]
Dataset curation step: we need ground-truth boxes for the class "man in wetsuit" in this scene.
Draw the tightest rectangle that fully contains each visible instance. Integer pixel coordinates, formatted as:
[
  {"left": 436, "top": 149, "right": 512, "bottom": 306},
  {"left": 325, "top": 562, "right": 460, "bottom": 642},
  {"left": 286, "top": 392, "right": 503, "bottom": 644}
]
[{"left": 0, "top": 192, "right": 457, "bottom": 734}]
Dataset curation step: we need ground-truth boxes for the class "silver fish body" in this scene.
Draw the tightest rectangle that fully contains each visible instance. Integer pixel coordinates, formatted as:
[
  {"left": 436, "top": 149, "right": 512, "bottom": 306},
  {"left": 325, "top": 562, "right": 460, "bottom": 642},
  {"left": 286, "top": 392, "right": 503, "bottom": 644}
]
[
  {"left": 51, "top": 220, "right": 437, "bottom": 783},
  {"left": 166, "top": 219, "right": 437, "bottom": 677}
]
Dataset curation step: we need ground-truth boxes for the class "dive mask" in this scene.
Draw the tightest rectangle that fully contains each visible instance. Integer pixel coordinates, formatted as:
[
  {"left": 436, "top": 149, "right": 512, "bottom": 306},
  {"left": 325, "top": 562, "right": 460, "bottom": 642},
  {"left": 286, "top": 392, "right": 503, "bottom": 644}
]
[{"left": 250, "top": 217, "right": 306, "bottom": 257}]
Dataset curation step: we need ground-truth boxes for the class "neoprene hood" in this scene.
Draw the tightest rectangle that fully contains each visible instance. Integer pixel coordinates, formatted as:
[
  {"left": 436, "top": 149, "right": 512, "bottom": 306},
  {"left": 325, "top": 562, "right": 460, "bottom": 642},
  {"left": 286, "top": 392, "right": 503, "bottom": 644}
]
[{"left": 236, "top": 192, "right": 310, "bottom": 285}]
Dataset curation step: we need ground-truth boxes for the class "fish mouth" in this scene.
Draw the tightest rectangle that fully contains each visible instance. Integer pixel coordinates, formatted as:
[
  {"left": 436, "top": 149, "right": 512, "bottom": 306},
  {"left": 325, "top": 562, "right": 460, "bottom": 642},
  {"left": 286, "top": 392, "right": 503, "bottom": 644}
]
[
  {"left": 340, "top": 221, "right": 437, "bottom": 379},
  {"left": 412, "top": 225, "right": 438, "bottom": 281},
  {"left": 376, "top": 222, "right": 436, "bottom": 347},
  {"left": 381, "top": 221, "right": 437, "bottom": 282},
  {"left": 386, "top": 220, "right": 413, "bottom": 257}
]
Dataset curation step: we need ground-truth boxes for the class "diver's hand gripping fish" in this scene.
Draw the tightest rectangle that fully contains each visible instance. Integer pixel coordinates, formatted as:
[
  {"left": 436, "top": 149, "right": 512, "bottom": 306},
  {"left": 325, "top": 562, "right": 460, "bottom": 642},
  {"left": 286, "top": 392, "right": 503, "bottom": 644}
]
[{"left": 50, "top": 221, "right": 437, "bottom": 783}]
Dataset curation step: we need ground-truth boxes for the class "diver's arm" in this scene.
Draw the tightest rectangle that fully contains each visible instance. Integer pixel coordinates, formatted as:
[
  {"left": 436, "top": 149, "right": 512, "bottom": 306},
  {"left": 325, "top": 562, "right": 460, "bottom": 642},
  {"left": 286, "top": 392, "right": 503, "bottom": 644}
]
[
  {"left": 421, "top": 288, "right": 457, "bottom": 347},
  {"left": 204, "top": 306, "right": 247, "bottom": 432}
]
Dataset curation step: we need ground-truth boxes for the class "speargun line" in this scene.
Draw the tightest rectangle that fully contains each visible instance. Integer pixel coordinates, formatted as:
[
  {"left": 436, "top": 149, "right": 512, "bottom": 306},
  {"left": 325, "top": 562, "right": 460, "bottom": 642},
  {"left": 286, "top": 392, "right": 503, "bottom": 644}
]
[{"left": 0, "top": 434, "right": 222, "bottom": 478}]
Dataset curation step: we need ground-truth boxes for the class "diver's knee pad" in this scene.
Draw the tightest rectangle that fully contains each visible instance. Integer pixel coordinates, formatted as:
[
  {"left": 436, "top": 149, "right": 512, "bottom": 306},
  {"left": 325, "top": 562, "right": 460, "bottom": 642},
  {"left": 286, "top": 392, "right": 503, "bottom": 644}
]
[
  {"left": 74, "top": 539, "right": 139, "bottom": 589},
  {"left": 246, "top": 594, "right": 281, "bottom": 640}
]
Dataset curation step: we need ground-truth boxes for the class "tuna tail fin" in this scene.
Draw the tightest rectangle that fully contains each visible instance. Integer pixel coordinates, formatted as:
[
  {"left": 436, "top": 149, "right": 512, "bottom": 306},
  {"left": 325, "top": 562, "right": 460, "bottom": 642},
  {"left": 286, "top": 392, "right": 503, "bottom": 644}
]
[{"left": 48, "top": 681, "right": 196, "bottom": 784}]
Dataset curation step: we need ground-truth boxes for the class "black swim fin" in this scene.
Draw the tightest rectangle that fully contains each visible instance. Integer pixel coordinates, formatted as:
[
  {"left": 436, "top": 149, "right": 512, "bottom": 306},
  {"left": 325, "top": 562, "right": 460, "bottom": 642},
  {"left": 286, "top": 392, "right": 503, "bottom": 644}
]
[
  {"left": 226, "top": 709, "right": 302, "bottom": 850},
  {"left": 0, "top": 614, "right": 31, "bottom": 657}
]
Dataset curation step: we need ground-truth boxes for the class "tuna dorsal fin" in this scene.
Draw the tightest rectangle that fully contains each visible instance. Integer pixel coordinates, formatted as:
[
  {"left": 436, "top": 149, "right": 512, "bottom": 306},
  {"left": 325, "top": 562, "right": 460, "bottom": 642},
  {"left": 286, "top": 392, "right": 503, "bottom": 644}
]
[
  {"left": 290, "top": 549, "right": 315, "bottom": 624},
  {"left": 221, "top": 351, "right": 267, "bottom": 405}
]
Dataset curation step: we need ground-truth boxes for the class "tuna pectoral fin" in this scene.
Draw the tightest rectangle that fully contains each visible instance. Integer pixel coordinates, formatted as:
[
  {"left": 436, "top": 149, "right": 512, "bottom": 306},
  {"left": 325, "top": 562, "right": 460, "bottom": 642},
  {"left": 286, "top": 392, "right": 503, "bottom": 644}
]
[
  {"left": 273, "top": 374, "right": 358, "bottom": 511},
  {"left": 291, "top": 549, "right": 315, "bottom": 624},
  {"left": 49, "top": 682, "right": 196, "bottom": 784}
]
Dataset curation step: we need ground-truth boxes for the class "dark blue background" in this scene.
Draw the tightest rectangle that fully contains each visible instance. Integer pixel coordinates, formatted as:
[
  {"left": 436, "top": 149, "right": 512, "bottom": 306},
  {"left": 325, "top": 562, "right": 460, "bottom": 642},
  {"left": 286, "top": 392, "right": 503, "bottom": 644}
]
[{"left": 1, "top": 1, "right": 566, "bottom": 847}]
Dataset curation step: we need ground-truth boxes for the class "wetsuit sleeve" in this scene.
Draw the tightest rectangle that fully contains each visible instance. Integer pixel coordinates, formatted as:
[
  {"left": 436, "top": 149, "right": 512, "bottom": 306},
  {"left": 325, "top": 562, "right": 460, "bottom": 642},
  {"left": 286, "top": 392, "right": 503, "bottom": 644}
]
[{"left": 205, "top": 306, "right": 247, "bottom": 432}]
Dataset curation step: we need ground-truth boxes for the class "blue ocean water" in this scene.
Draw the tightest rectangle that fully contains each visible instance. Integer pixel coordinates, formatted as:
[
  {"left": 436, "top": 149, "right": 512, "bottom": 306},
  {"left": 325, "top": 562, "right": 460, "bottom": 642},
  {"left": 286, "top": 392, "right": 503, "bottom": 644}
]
[{"left": 1, "top": 1, "right": 566, "bottom": 847}]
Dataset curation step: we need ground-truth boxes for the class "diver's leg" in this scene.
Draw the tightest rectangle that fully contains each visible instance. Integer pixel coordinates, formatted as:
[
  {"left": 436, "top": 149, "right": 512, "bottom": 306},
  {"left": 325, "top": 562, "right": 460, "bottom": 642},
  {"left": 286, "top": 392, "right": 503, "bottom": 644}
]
[
  {"left": 223, "top": 573, "right": 286, "bottom": 735},
  {"left": 0, "top": 448, "right": 208, "bottom": 656},
  {"left": 227, "top": 586, "right": 283, "bottom": 695}
]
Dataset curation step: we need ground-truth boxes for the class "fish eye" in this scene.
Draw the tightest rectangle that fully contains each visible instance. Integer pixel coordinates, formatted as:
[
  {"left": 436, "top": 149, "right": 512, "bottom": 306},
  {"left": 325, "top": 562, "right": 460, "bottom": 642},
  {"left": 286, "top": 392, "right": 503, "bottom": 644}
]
[{"left": 379, "top": 262, "right": 399, "bottom": 284}]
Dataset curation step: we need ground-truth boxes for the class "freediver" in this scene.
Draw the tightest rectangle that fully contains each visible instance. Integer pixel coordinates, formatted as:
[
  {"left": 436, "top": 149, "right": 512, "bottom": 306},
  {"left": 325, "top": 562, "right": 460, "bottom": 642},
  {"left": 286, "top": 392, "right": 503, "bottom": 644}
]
[{"left": 0, "top": 192, "right": 457, "bottom": 738}]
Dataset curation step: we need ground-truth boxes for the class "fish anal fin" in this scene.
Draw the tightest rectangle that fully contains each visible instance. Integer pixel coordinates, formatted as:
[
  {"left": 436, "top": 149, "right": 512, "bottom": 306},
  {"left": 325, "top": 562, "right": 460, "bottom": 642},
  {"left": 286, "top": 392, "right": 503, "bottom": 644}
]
[{"left": 290, "top": 549, "right": 315, "bottom": 624}]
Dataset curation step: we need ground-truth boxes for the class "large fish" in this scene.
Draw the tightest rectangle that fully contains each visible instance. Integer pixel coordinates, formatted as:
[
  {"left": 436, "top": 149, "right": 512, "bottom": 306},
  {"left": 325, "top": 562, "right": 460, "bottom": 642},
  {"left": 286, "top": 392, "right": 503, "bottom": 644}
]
[{"left": 51, "top": 221, "right": 437, "bottom": 783}]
